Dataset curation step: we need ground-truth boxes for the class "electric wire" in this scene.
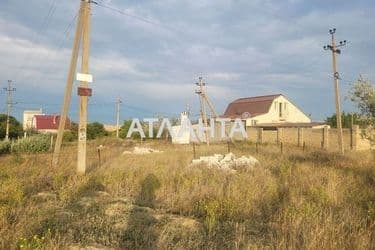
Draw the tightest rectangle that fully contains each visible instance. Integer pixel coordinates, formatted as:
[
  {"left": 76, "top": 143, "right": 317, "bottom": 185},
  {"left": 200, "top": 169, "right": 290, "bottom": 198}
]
[
  {"left": 95, "top": 2, "right": 179, "bottom": 33},
  {"left": 14, "top": 0, "right": 59, "bottom": 83}
]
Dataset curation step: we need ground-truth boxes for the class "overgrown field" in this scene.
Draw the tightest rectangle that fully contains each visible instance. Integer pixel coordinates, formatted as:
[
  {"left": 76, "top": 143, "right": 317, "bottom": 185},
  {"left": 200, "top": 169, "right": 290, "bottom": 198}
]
[{"left": 0, "top": 139, "right": 374, "bottom": 249}]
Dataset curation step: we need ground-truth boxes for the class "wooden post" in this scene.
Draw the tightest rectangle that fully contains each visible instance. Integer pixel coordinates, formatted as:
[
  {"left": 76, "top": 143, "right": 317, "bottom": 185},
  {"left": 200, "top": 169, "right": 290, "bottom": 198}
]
[
  {"left": 322, "top": 126, "right": 329, "bottom": 150},
  {"left": 280, "top": 142, "right": 283, "bottom": 154},
  {"left": 227, "top": 140, "right": 230, "bottom": 153},
  {"left": 276, "top": 128, "right": 283, "bottom": 144},
  {"left": 256, "top": 142, "right": 258, "bottom": 153},
  {"left": 303, "top": 141, "right": 306, "bottom": 151},
  {"left": 116, "top": 97, "right": 121, "bottom": 138},
  {"left": 351, "top": 125, "right": 359, "bottom": 150},
  {"left": 257, "top": 128, "right": 263, "bottom": 144},
  {"left": 52, "top": 1, "right": 85, "bottom": 167},
  {"left": 297, "top": 128, "right": 303, "bottom": 147},
  {"left": 193, "top": 142, "right": 196, "bottom": 159},
  {"left": 97, "top": 147, "right": 101, "bottom": 167},
  {"left": 77, "top": 1, "right": 92, "bottom": 175},
  {"left": 50, "top": 135, "right": 54, "bottom": 152}
]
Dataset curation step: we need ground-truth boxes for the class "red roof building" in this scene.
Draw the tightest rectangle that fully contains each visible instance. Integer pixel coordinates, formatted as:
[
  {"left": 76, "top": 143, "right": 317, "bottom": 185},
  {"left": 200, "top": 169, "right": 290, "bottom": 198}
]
[
  {"left": 34, "top": 115, "right": 71, "bottom": 131},
  {"left": 223, "top": 94, "right": 313, "bottom": 127},
  {"left": 223, "top": 94, "right": 282, "bottom": 119}
]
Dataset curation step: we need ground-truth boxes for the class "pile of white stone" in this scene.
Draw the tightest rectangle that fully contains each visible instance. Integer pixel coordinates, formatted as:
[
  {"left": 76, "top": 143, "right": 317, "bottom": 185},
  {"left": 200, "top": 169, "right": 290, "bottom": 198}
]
[
  {"left": 123, "top": 147, "right": 163, "bottom": 155},
  {"left": 190, "top": 153, "right": 259, "bottom": 172}
]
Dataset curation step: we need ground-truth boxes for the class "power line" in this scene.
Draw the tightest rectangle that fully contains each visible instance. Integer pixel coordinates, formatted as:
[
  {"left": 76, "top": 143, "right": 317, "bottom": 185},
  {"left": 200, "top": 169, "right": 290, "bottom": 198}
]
[
  {"left": 25, "top": 10, "right": 80, "bottom": 92},
  {"left": 95, "top": 2, "right": 180, "bottom": 33},
  {"left": 14, "top": 0, "right": 59, "bottom": 82}
]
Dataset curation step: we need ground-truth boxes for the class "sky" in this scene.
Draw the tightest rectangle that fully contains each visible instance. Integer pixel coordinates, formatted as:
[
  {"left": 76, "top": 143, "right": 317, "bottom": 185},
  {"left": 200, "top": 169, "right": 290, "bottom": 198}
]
[{"left": 0, "top": 0, "right": 374, "bottom": 124}]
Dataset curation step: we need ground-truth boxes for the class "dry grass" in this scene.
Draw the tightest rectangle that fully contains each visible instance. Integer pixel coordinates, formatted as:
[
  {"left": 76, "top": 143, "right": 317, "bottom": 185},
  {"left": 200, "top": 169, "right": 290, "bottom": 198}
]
[{"left": 0, "top": 139, "right": 374, "bottom": 249}]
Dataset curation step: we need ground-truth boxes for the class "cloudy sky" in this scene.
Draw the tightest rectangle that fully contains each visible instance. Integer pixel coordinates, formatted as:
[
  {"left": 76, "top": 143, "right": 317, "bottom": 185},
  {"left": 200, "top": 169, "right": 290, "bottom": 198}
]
[{"left": 0, "top": 0, "right": 374, "bottom": 124}]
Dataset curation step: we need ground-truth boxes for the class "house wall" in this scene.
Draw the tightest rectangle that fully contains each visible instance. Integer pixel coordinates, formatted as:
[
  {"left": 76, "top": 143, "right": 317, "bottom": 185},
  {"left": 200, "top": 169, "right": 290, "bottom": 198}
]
[
  {"left": 245, "top": 96, "right": 311, "bottom": 126},
  {"left": 185, "top": 121, "right": 373, "bottom": 151},
  {"left": 23, "top": 110, "right": 43, "bottom": 130},
  {"left": 104, "top": 125, "right": 117, "bottom": 132},
  {"left": 245, "top": 126, "right": 373, "bottom": 151}
]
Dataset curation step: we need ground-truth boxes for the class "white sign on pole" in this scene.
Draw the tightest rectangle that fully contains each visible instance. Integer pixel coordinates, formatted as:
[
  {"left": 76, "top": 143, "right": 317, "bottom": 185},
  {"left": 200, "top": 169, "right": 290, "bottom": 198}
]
[{"left": 76, "top": 73, "right": 93, "bottom": 83}]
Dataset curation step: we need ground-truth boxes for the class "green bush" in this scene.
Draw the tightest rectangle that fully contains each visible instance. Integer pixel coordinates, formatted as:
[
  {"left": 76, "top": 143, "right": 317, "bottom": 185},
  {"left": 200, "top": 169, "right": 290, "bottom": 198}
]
[
  {"left": 63, "top": 130, "right": 77, "bottom": 142},
  {"left": 11, "top": 135, "right": 51, "bottom": 153},
  {"left": 87, "top": 122, "right": 108, "bottom": 140},
  {"left": 0, "top": 140, "right": 11, "bottom": 155}
]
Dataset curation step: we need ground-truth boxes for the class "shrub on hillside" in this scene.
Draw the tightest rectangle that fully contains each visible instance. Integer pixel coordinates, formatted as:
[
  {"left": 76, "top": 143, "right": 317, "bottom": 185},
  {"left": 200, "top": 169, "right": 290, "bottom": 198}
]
[
  {"left": 11, "top": 135, "right": 51, "bottom": 153},
  {"left": 63, "top": 130, "right": 77, "bottom": 142},
  {"left": 0, "top": 140, "right": 11, "bottom": 155}
]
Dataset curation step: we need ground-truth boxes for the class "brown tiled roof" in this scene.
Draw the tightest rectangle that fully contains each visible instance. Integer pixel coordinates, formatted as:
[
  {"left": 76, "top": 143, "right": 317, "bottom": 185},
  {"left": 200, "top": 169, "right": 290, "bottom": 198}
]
[{"left": 223, "top": 94, "right": 282, "bottom": 119}]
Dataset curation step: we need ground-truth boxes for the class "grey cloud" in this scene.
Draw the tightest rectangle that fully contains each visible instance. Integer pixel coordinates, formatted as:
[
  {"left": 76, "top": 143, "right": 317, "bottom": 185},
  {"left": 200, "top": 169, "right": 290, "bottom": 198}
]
[{"left": 0, "top": 0, "right": 374, "bottom": 123}]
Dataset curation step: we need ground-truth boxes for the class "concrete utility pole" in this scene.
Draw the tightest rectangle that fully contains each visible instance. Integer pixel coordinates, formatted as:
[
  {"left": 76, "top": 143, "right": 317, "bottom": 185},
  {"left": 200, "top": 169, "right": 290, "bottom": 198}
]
[
  {"left": 3, "top": 80, "right": 16, "bottom": 141},
  {"left": 324, "top": 28, "right": 347, "bottom": 155},
  {"left": 116, "top": 97, "right": 122, "bottom": 138},
  {"left": 52, "top": 0, "right": 94, "bottom": 174},
  {"left": 195, "top": 77, "right": 221, "bottom": 146},
  {"left": 77, "top": 0, "right": 92, "bottom": 175}
]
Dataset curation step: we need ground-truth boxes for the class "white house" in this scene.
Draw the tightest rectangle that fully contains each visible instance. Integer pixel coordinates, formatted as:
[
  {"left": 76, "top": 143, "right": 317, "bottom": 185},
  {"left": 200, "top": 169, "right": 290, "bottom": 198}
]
[
  {"left": 223, "top": 94, "right": 317, "bottom": 127},
  {"left": 23, "top": 109, "right": 43, "bottom": 130}
]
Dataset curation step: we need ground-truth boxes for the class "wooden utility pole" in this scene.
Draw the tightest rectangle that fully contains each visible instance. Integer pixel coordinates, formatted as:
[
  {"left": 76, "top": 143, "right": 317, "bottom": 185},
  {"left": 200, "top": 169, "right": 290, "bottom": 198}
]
[
  {"left": 195, "top": 77, "right": 227, "bottom": 146},
  {"left": 324, "top": 28, "right": 347, "bottom": 155},
  {"left": 52, "top": 0, "right": 94, "bottom": 172},
  {"left": 3, "top": 80, "right": 16, "bottom": 141},
  {"left": 116, "top": 97, "right": 122, "bottom": 138},
  {"left": 195, "top": 77, "right": 210, "bottom": 145}
]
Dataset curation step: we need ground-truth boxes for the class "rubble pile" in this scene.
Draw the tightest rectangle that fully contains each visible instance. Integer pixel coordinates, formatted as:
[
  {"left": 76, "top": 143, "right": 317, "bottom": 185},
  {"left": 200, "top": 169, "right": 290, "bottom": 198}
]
[
  {"left": 190, "top": 153, "right": 259, "bottom": 172},
  {"left": 123, "top": 147, "right": 163, "bottom": 155}
]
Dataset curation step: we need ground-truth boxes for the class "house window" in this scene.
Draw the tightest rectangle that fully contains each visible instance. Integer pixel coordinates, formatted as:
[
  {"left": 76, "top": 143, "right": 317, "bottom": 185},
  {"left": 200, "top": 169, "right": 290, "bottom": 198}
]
[{"left": 279, "top": 103, "right": 283, "bottom": 118}]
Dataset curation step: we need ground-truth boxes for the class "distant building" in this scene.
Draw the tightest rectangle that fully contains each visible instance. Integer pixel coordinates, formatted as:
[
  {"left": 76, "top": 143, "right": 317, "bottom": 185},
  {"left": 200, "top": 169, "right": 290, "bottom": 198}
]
[
  {"left": 33, "top": 115, "right": 72, "bottom": 133},
  {"left": 223, "top": 94, "right": 323, "bottom": 128},
  {"left": 23, "top": 109, "right": 43, "bottom": 130},
  {"left": 103, "top": 124, "right": 118, "bottom": 132}
]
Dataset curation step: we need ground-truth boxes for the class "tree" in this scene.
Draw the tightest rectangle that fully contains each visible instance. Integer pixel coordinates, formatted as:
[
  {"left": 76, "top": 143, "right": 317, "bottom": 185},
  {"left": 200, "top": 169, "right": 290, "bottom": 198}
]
[
  {"left": 348, "top": 76, "right": 375, "bottom": 125},
  {"left": 119, "top": 119, "right": 163, "bottom": 139},
  {"left": 119, "top": 120, "right": 141, "bottom": 139},
  {"left": 0, "top": 114, "right": 23, "bottom": 140},
  {"left": 87, "top": 122, "right": 108, "bottom": 140},
  {"left": 348, "top": 76, "right": 375, "bottom": 143},
  {"left": 325, "top": 112, "right": 360, "bottom": 128}
]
